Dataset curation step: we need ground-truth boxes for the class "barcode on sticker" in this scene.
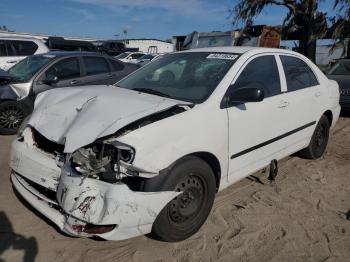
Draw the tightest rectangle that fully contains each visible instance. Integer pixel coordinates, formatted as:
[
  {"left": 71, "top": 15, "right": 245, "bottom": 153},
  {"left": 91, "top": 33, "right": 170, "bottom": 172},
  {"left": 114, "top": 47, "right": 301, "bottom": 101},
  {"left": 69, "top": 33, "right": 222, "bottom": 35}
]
[{"left": 207, "top": 54, "right": 238, "bottom": 60}]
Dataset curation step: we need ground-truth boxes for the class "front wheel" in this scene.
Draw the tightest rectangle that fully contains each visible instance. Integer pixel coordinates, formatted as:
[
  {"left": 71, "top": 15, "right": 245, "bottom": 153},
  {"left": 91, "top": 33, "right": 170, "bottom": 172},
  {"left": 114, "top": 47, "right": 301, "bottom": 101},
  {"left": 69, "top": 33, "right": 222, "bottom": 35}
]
[
  {"left": 146, "top": 156, "right": 216, "bottom": 242},
  {"left": 299, "top": 115, "right": 330, "bottom": 159},
  {"left": 0, "top": 101, "right": 29, "bottom": 135}
]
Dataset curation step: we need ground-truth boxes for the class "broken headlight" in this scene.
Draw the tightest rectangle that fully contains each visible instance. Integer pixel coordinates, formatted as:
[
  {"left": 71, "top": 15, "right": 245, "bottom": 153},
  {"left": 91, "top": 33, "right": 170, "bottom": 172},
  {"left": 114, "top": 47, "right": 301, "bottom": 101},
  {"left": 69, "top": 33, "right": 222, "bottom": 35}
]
[{"left": 70, "top": 140, "right": 136, "bottom": 182}]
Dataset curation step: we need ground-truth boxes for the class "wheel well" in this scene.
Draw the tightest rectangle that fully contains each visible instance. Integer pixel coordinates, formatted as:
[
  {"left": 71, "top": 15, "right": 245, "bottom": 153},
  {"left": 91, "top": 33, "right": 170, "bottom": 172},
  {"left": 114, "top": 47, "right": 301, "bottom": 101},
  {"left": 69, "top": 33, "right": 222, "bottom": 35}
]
[
  {"left": 191, "top": 152, "right": 221, "bottom": 191},
  {"left": 323, "top": 110, "right": 333, "bottom": 126}
]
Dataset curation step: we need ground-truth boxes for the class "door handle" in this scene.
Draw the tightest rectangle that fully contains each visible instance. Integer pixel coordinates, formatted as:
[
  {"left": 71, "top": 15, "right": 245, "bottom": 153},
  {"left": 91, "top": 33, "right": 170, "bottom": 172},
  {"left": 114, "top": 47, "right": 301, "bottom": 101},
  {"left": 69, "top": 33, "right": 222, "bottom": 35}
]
[
  {"left": 107, "top": 73, "right": 115, "bottom": 78},
  {"left": 315, "top": 91, "right": 322, "bottom": 97},
  {"left": 6, "top": 60, "right": 18, "bottom": 64},
  {"left": 278, "top": 101, "right": 289, "bottom": 108},
  {"left": 70, "top": 80, "right": 80, "bottom": 85}
]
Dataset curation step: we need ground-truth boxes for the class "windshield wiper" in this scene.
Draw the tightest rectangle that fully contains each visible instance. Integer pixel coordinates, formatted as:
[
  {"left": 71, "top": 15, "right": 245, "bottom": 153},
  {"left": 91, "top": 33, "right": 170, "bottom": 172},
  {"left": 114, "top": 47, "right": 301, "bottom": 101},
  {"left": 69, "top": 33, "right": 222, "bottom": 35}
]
[{"left": 132, "top": 88, "right": 172, "bottom": 98}]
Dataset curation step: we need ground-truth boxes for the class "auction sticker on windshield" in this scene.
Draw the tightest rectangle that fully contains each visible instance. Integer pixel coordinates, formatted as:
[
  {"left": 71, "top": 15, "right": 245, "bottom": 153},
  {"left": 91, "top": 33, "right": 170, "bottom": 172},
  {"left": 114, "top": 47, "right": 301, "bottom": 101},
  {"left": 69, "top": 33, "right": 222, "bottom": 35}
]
[{"left": 206, "top": 53, "right": 238, "bottom": 60}]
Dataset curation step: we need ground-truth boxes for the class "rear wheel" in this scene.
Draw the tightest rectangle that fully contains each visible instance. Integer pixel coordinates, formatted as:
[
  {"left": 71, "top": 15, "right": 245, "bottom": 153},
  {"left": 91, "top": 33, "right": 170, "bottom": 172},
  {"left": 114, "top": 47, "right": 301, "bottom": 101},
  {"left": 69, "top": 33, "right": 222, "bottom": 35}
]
[
  {"left": 299, "top": 115, "right": 330, "bottom": 159},
  {"left": 146, "top": 156, "right": 216, "bottom": 242},
  {"left": 0, "top": 101, "right": 29, "bottom": 135}
]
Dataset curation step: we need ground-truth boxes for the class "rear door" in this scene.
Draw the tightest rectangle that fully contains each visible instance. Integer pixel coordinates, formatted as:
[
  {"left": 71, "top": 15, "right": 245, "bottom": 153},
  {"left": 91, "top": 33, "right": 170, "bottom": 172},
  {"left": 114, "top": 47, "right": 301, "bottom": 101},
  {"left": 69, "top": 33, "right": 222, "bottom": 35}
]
[
  {"left": 33, "top": 57, "right": 83, "bottom": 94},
  {"left": 278, "top": 55, "right": 321, "bottom": 154},
  {"left": 81, "top": 56, "right": 112, "bottom": 85}
]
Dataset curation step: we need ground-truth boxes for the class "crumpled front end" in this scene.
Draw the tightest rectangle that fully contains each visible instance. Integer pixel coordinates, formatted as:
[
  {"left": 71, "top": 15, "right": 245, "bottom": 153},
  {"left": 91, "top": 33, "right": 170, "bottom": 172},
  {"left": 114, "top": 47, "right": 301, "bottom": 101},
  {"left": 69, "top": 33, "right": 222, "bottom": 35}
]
[{"left": 10, "top": 127, "right": 180, "bottom": 240}]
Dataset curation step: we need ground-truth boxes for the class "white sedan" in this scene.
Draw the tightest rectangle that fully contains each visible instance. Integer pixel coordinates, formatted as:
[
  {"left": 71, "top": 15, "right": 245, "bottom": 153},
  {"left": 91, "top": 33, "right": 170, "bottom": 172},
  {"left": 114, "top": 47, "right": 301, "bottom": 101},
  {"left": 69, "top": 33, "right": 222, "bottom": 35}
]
[{"left": 10, "top": 47, "right": 340, "bottom": 242}]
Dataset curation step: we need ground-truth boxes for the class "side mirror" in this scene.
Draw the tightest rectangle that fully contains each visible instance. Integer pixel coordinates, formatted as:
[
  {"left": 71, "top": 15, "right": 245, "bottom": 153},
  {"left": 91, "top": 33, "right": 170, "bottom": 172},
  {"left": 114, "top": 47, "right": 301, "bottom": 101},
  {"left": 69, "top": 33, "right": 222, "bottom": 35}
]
[
  {"left": 222, "top": 87, "right": 264, "bottom": 108},
  {"left": 42, "top": 76, "right": 59, "bottom": 85}
]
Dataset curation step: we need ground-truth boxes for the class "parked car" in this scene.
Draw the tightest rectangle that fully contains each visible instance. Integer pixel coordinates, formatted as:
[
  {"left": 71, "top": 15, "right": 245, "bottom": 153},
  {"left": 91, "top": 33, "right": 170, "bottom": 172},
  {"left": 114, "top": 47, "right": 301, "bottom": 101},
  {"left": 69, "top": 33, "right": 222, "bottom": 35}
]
[
  {"left": 0, "top": 37, "right": 49, "bottom": 70},
  {"left": 10, "top": 47, "right": 340, "bottom": 242},
  {"left": 0, "top": 51, "right": 139, "bottom": 135},
  {"left": 116, "top": 52, "right": 145, "bottom": 63},
  {"left": 93, "top": 40, "right": 139, "bottom": 56},
  {"left": 130, "top": 54, "right": 163, "bottom": 66},
  {"left": 327, "top": 59, "right": 350, "bottom": 110}
]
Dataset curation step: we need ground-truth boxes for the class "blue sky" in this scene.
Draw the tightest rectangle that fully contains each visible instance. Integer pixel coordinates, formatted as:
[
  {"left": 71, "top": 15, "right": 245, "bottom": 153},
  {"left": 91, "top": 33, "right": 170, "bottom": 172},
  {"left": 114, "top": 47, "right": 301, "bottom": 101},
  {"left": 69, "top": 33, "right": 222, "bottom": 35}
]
[{"left": 0, "top": 0, "right": 337, "bottom": 40}]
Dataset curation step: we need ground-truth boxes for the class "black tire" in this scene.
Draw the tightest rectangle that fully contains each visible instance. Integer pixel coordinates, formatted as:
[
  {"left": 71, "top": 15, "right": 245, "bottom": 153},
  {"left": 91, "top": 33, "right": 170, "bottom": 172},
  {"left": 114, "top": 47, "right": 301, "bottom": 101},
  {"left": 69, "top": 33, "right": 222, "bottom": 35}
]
[
  {"left": 299, "top": 115, "right": 330, "bottom": 159},
  {"left": 146, "top": 156, "right": 216, "bottom": 242},
  {"left": 0, "top": 101, "right": 30, "bottom": 135}
]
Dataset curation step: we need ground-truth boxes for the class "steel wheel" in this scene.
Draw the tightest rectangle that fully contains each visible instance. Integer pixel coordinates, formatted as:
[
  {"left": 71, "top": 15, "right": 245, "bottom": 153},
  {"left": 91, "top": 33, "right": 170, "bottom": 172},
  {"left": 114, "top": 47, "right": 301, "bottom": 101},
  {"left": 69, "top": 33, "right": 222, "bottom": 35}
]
[
  {"left": 146, "top": 156, "right": 216, "bottom": 242},
  {"left": 169, "top": 174, "right": 205, "bottom": 224},
  {"left": 299, "top": 115, "right": 330, "bottom": 159}
]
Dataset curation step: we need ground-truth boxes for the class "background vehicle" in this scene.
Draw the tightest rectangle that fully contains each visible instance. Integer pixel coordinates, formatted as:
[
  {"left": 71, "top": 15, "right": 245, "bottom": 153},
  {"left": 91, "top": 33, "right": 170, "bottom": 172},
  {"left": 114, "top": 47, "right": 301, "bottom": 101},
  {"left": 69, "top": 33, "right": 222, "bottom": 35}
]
[
  {"left": 130, "top": 54, "right": 163, "bottom": 66},
  {"left": 0, "top": 37, "right": 49, "bottom": 70},
  {"left": 0, "top": 51, "right": 139, "bottom": 135},
  {"left": 93, "top": 40, "right": 138, "bottom": 56},
  {"left": 10, "top": 47, "right": 340, "bottom": 242},
  {"left": 116, "top": 52, "right": 145, "bottom": 63},
  {"left": 327, "top": 59, "right": 350, "bottom": 110},
  {"left": 46, "top": 37, "right": 97, "bottom": 52}
]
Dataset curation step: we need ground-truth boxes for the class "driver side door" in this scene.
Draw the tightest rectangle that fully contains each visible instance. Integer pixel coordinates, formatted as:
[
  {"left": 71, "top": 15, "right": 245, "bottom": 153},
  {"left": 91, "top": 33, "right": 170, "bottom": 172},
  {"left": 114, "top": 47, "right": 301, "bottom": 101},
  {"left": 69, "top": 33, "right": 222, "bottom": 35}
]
[{"left": 226, "top": 54, "right": 290, "bottom": 183}]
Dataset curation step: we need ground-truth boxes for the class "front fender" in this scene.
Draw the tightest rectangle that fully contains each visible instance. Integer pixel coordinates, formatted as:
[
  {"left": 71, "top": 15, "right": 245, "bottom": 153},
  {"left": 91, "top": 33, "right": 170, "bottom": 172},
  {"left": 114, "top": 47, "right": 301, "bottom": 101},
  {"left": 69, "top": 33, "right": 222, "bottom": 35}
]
[{"left": 117, "top": 104, "right": 229, "bottom": 182}]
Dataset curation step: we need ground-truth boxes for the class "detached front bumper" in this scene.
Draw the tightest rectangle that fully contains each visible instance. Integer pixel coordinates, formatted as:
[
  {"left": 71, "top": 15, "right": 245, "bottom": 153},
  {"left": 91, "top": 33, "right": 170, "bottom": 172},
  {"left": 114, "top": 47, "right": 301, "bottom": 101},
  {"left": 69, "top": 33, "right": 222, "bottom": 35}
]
[{"left": 10, "top": 130, "right": 179, "bottom": 240}]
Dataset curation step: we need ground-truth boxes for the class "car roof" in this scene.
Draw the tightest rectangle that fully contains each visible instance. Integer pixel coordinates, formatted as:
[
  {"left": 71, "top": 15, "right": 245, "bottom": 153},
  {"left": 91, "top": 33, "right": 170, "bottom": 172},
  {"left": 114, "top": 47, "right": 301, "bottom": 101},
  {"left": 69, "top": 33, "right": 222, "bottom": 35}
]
[
  {"left": 181, "top": 46, "right": 297, "bottom": 55},
  {"left": 0, "top": 36, "right": 44, "bottom": 42},
  {"left": 34, "top": 51, "right": 102, "bottom": 57}
]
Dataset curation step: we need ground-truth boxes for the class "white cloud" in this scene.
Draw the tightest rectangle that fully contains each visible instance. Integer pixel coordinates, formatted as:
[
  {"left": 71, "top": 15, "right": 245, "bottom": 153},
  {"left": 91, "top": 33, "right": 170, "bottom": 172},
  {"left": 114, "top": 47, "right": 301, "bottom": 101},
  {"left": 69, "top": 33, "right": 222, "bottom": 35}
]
[
  {"left": 65, "top": 7, "right": 96, "bottom": 22},
  {"left": 71, "top": 0, "right": 227, "bottom": 16}
]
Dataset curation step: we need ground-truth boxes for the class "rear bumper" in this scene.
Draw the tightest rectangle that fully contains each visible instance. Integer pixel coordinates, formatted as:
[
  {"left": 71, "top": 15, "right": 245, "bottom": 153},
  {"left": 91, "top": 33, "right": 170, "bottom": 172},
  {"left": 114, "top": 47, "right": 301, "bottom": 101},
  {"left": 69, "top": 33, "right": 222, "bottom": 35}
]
[{"left": 10, "top": 128, "right": 180, "bottom": 240}]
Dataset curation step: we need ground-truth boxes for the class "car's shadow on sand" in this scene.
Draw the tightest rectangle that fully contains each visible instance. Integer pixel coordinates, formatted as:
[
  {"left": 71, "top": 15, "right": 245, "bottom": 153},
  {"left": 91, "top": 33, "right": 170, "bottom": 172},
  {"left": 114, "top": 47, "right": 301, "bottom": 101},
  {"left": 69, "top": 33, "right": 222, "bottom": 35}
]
[{"left": 0, "top": 211, "right": 38, "bottom": 262}]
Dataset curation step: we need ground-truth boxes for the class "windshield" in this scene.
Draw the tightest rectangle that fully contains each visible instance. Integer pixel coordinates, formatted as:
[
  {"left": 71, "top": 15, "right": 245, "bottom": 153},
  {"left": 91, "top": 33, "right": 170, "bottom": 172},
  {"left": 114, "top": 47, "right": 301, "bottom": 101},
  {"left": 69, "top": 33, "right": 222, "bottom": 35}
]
[
  {"left": 115, "top": 52, "right": 129, "bottom": 59},
  {"left": 328, "top": 60, "right": 350, "bottom": 75},
  {"left": 117, "top": 52, "right": 239, "bottom": 103},
  {"left": 7, "top": 55, "right": 53, "bottom": 82}
]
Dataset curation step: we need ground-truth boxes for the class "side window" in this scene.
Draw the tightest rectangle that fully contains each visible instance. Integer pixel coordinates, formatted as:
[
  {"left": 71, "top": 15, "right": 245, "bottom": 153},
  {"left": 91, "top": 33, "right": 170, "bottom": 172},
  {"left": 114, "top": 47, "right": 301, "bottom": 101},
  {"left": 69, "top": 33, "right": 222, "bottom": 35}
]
[
  {"left": 280, "top": 55, "right": 319, "bottom": 91},
  {"left": 10, "top": 40, "right": 38, "bottom": 56},
  {"left": 130, "top": 53, "right": 144, "bottom": 59},
  {"left": 83, "top": 56, "right": 110, "bottom": 75},
  {"left": 0, "top": 41, "right": 7, "bottom": 56},
  {"left": 232, "top": 55, "right": 281, "bottom": 97},
  {"left": 45, "top": 58, "right": 80, "bottom": 81},
  {"left": 109, "top": 59, "right": 125, "bottom": 71}
]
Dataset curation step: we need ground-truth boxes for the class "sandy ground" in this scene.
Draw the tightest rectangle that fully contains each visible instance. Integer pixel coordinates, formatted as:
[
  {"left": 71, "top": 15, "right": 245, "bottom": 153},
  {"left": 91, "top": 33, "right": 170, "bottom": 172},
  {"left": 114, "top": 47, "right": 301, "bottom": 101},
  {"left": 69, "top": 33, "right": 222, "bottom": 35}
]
[{"left": 0, "top": 114, "right": 350, "bottom": 262}]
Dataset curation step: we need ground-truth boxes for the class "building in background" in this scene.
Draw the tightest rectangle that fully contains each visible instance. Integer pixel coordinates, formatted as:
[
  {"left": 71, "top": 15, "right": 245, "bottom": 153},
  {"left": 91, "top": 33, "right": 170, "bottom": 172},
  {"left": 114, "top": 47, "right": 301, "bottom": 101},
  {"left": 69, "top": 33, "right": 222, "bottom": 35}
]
[{"left": 122, "top": 39, "right": 174, "bottom": 54}]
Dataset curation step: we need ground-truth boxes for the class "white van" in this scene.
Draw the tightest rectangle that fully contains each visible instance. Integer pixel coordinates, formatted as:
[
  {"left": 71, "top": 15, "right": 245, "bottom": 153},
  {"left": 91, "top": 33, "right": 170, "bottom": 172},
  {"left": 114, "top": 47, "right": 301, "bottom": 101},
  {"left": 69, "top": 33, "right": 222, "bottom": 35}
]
[{"left": 0, "top": 37, "right": 49, "bottom": 70}]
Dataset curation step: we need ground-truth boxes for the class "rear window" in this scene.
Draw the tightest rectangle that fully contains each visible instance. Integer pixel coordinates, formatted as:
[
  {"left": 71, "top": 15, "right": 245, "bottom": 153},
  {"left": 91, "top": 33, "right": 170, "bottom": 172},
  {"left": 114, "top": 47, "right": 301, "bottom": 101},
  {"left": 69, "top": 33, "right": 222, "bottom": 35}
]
[
  {"left": 9, "top": 40, "right": 38, "bottom": 56},
  {"left": 83, "top": 56, "right": 110, "bottom": 75}
]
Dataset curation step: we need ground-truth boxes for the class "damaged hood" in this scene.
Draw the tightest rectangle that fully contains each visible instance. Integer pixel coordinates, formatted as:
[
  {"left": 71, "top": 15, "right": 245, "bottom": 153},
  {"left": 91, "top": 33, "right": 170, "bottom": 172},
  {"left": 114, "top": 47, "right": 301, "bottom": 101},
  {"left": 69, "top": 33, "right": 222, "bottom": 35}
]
[{"left": 29, "top": 85, "right": 189, "bottom": 153}]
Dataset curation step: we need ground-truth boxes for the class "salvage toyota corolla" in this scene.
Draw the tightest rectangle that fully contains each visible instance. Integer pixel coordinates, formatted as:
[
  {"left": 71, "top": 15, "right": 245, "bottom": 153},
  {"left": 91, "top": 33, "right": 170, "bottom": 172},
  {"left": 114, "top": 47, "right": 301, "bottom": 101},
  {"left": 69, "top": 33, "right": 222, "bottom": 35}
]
[{"left": 10, "top": 47, "right": 341, "bottom": 242}]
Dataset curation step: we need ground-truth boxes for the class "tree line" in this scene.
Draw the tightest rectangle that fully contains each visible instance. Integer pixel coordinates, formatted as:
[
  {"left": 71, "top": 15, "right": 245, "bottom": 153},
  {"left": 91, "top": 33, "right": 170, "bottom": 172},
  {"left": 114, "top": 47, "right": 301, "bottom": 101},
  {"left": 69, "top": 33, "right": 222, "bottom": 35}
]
[{"left": 230, "top": 0, "right": 350, "bottom": 61}]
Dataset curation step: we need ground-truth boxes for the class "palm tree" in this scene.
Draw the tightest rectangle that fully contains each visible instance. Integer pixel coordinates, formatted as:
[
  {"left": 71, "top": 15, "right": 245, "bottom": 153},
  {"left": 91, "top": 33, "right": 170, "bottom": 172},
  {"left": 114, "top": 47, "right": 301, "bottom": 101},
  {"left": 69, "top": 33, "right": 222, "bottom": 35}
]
[
  {"left": 326, "top": 0, "right": 350, "bottom": 58},
  {"left": 230, "top": 0, "right": 328, "bottom": 62}
]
